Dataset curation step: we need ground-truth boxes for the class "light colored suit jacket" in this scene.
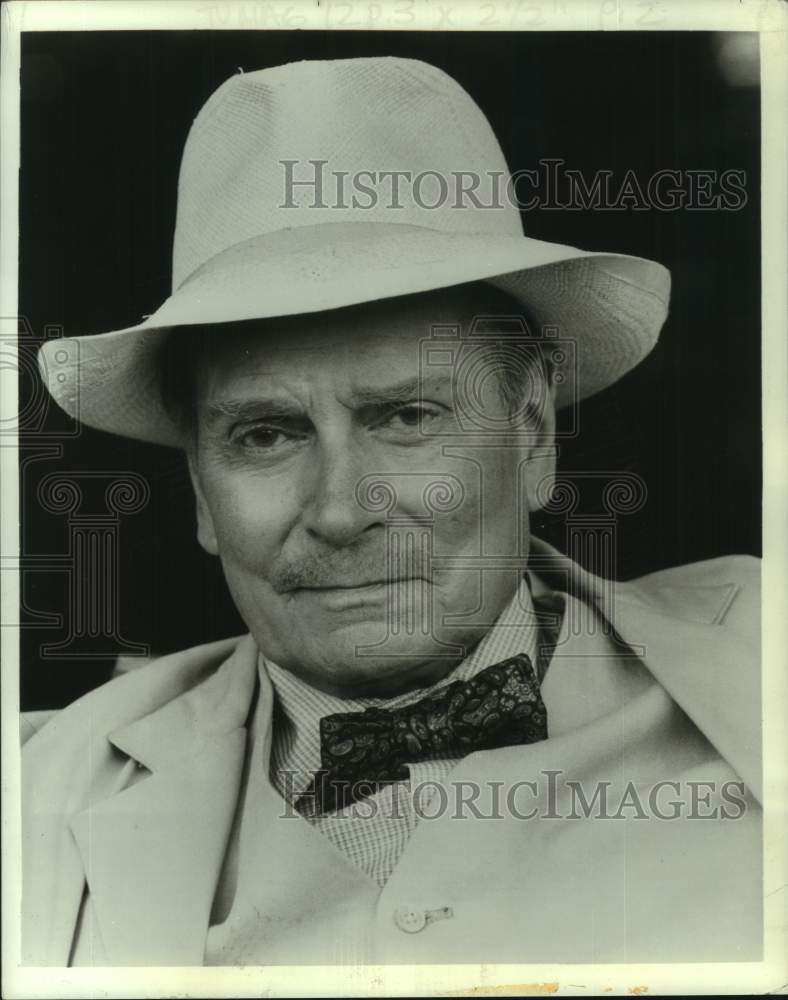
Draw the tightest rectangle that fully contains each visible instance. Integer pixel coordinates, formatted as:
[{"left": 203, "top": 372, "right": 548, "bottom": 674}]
[{"left": 21, "top": 539, "right": 762, "bottom": 966}]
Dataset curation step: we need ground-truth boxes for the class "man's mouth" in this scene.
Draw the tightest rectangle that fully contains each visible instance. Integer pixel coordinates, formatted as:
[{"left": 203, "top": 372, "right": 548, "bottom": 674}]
[
  {"left": 292, "top": 578, "right": 429, "bottom": 611},
  {"left": 297, "top": 578, "right": 411, "bottom": 591}
]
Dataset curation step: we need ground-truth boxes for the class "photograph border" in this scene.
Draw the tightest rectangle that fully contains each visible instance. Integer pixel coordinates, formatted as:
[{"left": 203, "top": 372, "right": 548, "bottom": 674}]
[{"left": 2, "top": 1, "right": 786, "bottom": 996}]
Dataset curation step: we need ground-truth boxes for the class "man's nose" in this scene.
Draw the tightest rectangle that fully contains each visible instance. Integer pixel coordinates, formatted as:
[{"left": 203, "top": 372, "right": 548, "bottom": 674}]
[{"left": 300, "top": 439, "right": 383, "bottom": 546}]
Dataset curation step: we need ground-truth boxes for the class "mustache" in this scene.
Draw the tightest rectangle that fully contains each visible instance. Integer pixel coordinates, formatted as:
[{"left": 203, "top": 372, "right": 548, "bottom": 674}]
[{"left": 270, "top": 545, "right": 431, "bottom": 593}]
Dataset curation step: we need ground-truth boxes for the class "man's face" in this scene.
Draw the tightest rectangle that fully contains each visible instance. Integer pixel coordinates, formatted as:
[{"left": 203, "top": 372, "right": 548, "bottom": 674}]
[{"left": 188, "top": 289, "right": 555, "bottom": 697}]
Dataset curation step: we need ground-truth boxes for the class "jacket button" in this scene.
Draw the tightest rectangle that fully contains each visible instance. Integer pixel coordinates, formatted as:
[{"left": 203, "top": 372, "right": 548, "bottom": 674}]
[{"left": 394, "top": 905, "right": 427, "bottom": 933}]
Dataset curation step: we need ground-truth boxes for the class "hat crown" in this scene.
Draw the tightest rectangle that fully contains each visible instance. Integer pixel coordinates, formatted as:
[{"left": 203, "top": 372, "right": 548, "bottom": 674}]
[{"left": 172, "top": 57, "right": 522, "bottom": 291}]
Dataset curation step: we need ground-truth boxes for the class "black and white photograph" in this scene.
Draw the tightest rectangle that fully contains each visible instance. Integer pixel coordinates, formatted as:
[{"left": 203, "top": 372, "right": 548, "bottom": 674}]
[{"left": 2, "top": 1, "right": 786, "bottom": 996}]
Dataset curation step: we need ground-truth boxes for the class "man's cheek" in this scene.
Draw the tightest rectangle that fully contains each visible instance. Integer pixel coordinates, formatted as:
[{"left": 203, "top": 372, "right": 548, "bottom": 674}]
[
  {"left": 208, "top": 486, "right": 280, "bottom": 564},
  {"left": 430, "top": 501, "right": 481, "bottom": 557}
]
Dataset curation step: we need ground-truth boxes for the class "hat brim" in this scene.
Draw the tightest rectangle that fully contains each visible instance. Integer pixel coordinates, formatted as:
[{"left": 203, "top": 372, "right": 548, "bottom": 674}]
[{"left": 39, "top": 222, "right": 670, "bottom": 447}]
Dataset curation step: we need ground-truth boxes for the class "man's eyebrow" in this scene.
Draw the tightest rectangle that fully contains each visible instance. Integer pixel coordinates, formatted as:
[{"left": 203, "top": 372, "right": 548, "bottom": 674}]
[
  {"left": 350, "top": 375, "right": 453, "bottom": 407},
  {"left": 203, "top": 398, "right": 305, "bottom": 423},
  {"left": 203, "top": 376, "right": 453, "bottom": 423}
]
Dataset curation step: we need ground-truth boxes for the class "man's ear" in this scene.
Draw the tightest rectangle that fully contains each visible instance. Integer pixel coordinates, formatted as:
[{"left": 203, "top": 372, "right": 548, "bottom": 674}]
[
  {"left": 523, "top": 384, "right": 558, "bottom": 513},
  {"left": 186, "top": 448, "right": 219, "bottom": 556}
]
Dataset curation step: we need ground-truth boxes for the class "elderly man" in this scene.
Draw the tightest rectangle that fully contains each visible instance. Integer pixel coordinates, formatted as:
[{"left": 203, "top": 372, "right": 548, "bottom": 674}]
[{"left": 23, "top": 57, "right": 761, "bottom": 967}]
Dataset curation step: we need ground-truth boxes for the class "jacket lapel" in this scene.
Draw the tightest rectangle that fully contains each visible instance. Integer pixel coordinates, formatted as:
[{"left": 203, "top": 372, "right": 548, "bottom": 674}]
[
  {"left": 70, "top": 633, "right": 260, "bottom": 966},
  {"left": 21, "top": 635, "right": 245, "bottom": 966},
  {"left": 22, "top": 738, "right": 122, "bottom": 966},
  {"left": 69, "top": 729, "right": 247, "bottom": 965},
  {"left": 529, "top": 537, "right": 761, "bottom": 802},
  {"left": 25, "top": 634, "right": 258, "bottom": 966},
  {"left": 604, "top": 593, "right": 761, "bottom": 802}
]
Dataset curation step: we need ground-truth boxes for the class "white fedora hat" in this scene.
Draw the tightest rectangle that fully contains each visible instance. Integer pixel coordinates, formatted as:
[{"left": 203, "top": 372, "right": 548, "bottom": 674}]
[{"left": 39, "top": 56, "right": 670, "bottom": 447}]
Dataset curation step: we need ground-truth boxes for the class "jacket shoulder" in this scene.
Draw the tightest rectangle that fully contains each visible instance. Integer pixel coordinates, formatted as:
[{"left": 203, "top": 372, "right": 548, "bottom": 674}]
[
  {"left": 631, "top": 552, "right": 760, "bottom": 590},
  {"left": 21, "top": 634, "right": 245, "bottom": 752},
  {"left": 20, "top": 710, "right": 60, "bottom": 745},
  {"left": 623, "top": 553, "right": 760, "bottom": 631}
]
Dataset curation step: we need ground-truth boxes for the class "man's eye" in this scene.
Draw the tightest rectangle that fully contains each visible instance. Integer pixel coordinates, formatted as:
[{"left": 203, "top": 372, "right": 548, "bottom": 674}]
[
  {"left": 379, "top": 404, "right": 443, "bottom": 432},
  {"left": 233, "top": 425, "right": 303, "bottom": 450}
]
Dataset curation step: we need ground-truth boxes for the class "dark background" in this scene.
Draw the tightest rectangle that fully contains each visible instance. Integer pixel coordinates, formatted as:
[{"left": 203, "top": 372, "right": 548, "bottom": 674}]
[{"left": 19, "top": 31, "right": 761, "bottom": 709}]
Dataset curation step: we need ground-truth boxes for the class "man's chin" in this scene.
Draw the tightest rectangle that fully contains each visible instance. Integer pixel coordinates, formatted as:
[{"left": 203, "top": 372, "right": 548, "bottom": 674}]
[{"left": 262, "top": 618, "right": 468, "bottom": 698}]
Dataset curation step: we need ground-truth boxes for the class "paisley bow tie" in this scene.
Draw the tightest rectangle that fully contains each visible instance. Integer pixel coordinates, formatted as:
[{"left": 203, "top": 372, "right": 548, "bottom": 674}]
[{"left": 302, "top": 653, "right": 548, "bottom": 814}]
